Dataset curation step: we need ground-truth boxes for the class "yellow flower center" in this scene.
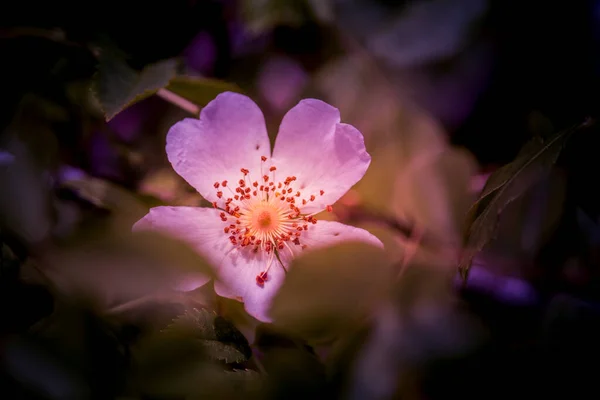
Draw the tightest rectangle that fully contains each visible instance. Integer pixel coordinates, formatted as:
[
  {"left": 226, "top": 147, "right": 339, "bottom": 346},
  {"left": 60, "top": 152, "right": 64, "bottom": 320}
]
[{"left": 211, "top": 156, "right": 332, "bottom": 286}]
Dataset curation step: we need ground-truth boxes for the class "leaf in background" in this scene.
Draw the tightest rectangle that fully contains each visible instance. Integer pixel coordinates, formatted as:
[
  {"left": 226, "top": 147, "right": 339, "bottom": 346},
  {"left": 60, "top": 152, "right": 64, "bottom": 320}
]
[
  {"left": 0, "top": 96, "right": 59, "bottom": 244},
  {"left": 91, "top": 51, "right": 178, "bottom": 121},
  {"left": 166, "top": 76, "right": 243, "bottom": 108},
  {"left": 162, "top": 308, "right": 251, "bottom": 364},
  {"left": 269, "top": 242, "right": 392, "bottom": 344},
  {"left": 61, "top": 175, "right": 149, "bottom": 231},
  {"left": 459, "top": 121, "right": 588, "bottom": 279},
  {"left": 241, "top": 0, "right": 333, "bottom": 34}
]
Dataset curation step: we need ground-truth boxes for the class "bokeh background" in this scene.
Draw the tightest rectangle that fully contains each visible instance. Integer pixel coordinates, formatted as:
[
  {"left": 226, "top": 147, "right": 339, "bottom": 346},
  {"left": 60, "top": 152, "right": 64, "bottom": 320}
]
[{"left": 2, "top": 0, "right": 600, "bottom": 399}]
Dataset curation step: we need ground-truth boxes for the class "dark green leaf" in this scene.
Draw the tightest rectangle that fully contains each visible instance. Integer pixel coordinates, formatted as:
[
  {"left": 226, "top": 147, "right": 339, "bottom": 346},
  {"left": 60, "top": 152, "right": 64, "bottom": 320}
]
[
  {"left": 459, "top": 120, "right": 592, "bottom": 279},
  {"left": 162, "top": 308, "right": 251, "bottom": 364},
  {"left": 91, "top": 51, "right": 178, "bottom": 121},
  {"left": 165, "top": 76, "right": 243, "bottom": 108}
]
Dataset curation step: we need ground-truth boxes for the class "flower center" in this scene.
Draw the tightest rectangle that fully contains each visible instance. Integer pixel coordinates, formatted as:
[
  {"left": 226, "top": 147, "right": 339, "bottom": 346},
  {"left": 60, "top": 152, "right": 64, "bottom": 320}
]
[
  {"left": 255, "top": 209, "right": 274, "bottom": 230},
  {"left": 212, "top": 156, "right": 332, "bottom": 287}
]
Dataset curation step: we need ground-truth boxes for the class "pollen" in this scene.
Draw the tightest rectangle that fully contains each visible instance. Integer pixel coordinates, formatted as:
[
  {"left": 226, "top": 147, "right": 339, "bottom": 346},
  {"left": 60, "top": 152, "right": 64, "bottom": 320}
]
[{"left": 211, "top": 156, "right": 327, "bottom": 287}]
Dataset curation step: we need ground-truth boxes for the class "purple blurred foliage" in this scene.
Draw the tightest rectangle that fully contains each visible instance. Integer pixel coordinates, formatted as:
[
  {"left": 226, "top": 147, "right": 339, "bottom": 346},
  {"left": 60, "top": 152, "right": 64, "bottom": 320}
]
[
  {"left": 0, "top": 150, "right": 15, "bottom": 165},
  {"left": 257, "top": 55, "right": 309, "bottom": 111},
  {"left": 183, "top": 31, "right": 218, "bottom": 76},
  {"left": 87, "top": 130, "right": 122, "bottom": 182},
  {"left": 229, "top": 20, "right": 270, "bottom": 59},
  {"left": 460, "top": 261, "right": 539, "bottom": 306},
  {"left": 334, "top": 0, "right": 493, "bottom": 131},
  {"left": 106, "top": 100, "right": 147, "bottom": 144},
  {"left": 55, "top": 165, "right": 87, "bottom": 185}
]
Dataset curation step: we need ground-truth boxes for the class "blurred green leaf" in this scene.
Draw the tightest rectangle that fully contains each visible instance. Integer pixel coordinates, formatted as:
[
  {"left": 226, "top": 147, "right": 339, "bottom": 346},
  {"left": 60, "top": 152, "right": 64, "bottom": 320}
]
[
  {"left": 162, "top": 308, "right": 251, "bottom": 364},
  {"left": 92, "top": 48, "right": 243, "bottom": 121},
  {"left": 166, "top": 76, "right": 243, "bottom": 108},
  {"left": 0, "top": 96, "right": 60, "bottom": 244},
  {"left": 270, "top": 242, "right": 391, "bottom": 344},
  {"left": 61, "top": 176, "right": 148, "bottom": 228},
  {"left": 241, "top": 0, "right": 333, "bottom": 34},
  {"left": 91, "top": 51, "right": 178, "bottom": 121},
  {"left": 459, "top": 121, "right": 590, "bottom": 279}
]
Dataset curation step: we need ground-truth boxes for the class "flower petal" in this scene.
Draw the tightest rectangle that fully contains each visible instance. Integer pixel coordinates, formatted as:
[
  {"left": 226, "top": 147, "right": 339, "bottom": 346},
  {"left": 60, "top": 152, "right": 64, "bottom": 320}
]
[
  {"left": 214, "top": 248, "right": 285, "bottom": 323},
  {"left": 281, "top": 220, "right": 384, "bottom": 262},
  {"left": 166, "top": 92, "right": 271, "bottom": 203},
  {"left": 133, "top": 206, "right": 233, "bottom": 291},
  {"left": 272, "top": 99, "right": 371, "bottom": 214}
]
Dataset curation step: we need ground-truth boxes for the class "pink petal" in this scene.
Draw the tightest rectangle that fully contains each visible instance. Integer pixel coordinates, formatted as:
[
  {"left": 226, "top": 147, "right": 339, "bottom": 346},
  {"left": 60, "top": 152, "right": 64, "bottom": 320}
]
[
  {"left": 272, "top": 99, "right": 371, "bottom": 214},
  {"left": 132, "top": 206, "right": 233, "bottom": 291},
  {"left": 214, "top": 249, "right": 285, "bottom": 323},
  {"left": 215, "top": 221, "right": 382, "bottom": 322},
  {"left": 281, "top": 220, "right": 383, "bottom": 262},
  {"left": 166, "top": 92, "right": 271, "bottom": 203}
]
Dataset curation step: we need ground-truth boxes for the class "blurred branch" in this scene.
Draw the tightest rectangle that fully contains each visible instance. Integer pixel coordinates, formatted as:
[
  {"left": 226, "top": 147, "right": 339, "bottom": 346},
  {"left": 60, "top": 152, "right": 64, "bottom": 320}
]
[
  {"left": 338, "top": 204, "right": 458, "bottom": 257},
  {"left": 157, "top": 88, "right": 201, "bottom": 116}
]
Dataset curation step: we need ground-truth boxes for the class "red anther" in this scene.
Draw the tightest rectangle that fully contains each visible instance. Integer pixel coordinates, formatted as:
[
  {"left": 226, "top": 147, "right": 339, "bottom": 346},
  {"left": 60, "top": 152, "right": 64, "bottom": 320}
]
[
  {"left": 245, "top": 187, "right": 251, "bottom": 193},
  {"left": 217, "top": 191, "right": 223, "bottom": 198},
  {"left": 326, "top": 205, "right": 333, "bottom": 212},
  {"left": 239, "top": 179, "right": 245, "bottom": 187},
  {"left": 278, "top": 242, "right": 284, "bottom": 250},
  {"left": 303, "top": 225, "right": 308, "bottom": 230},
  {"left": 234, "top": 195, "right": 239, "bottom": 200},
  {"left": 256, "top": 273, "right": 266, "bottom": 286},
  {"left": 236, "top": 220, "right": 241, "bottom": 224},
  {"left": 256, "top": 239, "right": 262, "bottom": 245},
  {"left": 296, "top": 191, "right": 301, "bottom": 197},
  {"left": 214, "top": 182, "right": 220, "bottom": 188},
  {"left": 222, "top": 180, "right": 228, "bottom": 187},
  {"left": 241, "top": 168, "right": 249, "bottom": 175},
  {"left": 263, "top": 175, "right": 269, "bottom": 182},
  {"left": 302, "top": 199, "right": 307, "bottom": 205},
  {"left": 269, "top": 166, "right": 277, "bottom": 172},
  {"left": 261, "top": 156, "right": 267, "bottom": 162},
  {"left": 320, "top": 190, "right": 325, "bottom": 196},
  {"left": 280, "top": 196, "right": 286, "bottom": 201},
  {"left": 302, "top": 245, "right": 308, "bottom": 250},
  {"left": 253, "top": 181, "right": 258, "bottom": 187},
  {"left": 253, "top": 191, "right": 257, "bottom": 196},
  {"left": 287, "top": 188, "right": 292, "bottom": 193},
  {"left": 310, "top": 195, "right": 315, "bottom": 201},
  {"left": 293, "top": 238, "right": 301, "bottom": 245},
  {"left": 245, "top": 195, "right": 251, "bottom": 199},
  {"left": 212, "top": 201, "right": 218, "bottom": 208},
  {"left": 235, "top": 187, "right": 242, "bottom": 193},
  {"left": 229, "top": 224, "right": 236, "bottom": 229},
  {"left": 224, "top": 227, "right": 230, "bottom": 233}
]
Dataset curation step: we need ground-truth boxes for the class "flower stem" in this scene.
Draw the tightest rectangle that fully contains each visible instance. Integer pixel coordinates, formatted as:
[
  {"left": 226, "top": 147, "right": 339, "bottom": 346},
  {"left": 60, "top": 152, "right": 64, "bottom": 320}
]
[{"left": 157, "top": 88, "right": 200, "bottom": 116}]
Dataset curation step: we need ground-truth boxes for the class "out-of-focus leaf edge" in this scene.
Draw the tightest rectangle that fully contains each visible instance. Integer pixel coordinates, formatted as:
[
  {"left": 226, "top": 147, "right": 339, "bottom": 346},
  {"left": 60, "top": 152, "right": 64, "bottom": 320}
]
[{"left": 458, "top": 117, "right": 595, "bottom": 281}]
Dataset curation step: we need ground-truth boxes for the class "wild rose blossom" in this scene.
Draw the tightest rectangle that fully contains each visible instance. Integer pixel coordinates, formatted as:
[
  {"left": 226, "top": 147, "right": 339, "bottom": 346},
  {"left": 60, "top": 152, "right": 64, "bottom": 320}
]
[{"left": 133, "top": 92, "right": 383, "bottom": 321}]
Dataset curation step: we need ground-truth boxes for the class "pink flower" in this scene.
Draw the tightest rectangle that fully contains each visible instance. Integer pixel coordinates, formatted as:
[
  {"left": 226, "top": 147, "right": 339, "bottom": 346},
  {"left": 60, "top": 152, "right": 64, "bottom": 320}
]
[{"left": 133, "top": 92, "right": 383, "bottom": 322}]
